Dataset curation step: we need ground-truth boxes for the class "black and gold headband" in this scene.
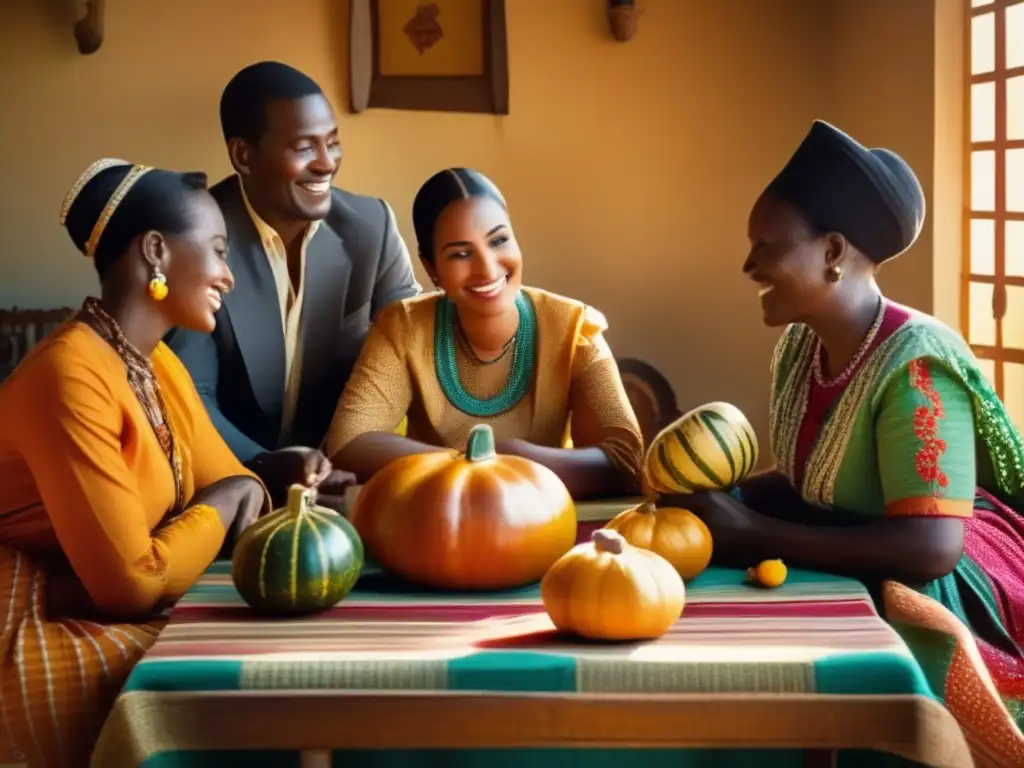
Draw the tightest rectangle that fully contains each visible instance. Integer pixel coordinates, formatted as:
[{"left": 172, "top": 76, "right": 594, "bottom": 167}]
[{"left": 59, "top": 158, "right": 155, "bottom": 259}]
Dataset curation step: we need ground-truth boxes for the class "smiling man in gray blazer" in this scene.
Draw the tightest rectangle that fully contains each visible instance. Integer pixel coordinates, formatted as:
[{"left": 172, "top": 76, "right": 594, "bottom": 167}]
[{"left": 166, "top": 61, "right": 420, "bottom": 509}]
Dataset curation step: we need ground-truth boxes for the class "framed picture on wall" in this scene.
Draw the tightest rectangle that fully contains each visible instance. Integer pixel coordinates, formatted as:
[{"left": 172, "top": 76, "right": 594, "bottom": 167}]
[{"left": 349, "top": 0, "right": 509, "bottom": 115}]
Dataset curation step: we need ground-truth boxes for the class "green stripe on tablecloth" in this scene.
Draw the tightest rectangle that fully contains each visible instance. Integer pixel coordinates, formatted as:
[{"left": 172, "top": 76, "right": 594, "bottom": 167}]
[
  {"left": 157, "top": 653, "right": 932, "bottom": 698},
  {"left": 197, "top": 561, "right": 866, "bottom": 598},
  {"left": 814, "top": 652, "right": 933, "bottom": 697},
  {"left": 207, "top": 560, "right": 233, "bottom": 576},
  {"left": 178, "top": 584, "right": 248, "bottom": 603},
  {"left": 687, "top": 565, "right": 860, "bottom": 591},
  {"left": 141, "top": 748, "right": 926, "bottom": 767},
  {"left": 205, "top": 558, "right": 859, "bottom": 586},
  {"left": 124, "top": 660, "right": 243, "bottom": 692},
  {"left": 448, "top": 651, "right": 576, "bottom": 692},
  {"left": 204, "top": 558, "right": 861, "bottom": 591}
]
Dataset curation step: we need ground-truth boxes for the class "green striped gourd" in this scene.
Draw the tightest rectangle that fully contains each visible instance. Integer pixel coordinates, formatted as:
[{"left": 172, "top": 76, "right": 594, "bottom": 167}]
[
  {"left": 644, "top": 402, "right": 759, "bottom": 494},
  {"left": 232, "top": 484, "right": 364, "bottom": 615}
]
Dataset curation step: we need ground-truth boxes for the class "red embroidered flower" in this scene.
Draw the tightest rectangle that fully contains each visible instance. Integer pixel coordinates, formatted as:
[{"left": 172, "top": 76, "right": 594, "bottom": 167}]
[{"left": 907, "top": 359, "right": 950, "bottom": 492}]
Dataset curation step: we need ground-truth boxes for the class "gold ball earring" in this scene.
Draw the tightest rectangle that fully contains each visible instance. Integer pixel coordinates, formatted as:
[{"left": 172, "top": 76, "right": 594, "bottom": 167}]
[
  {"left": 148, "top": 269, "right": 169, "bottom": 301},
  {"left": 825, "top": 265, "right": 843, "bottom": 283}
]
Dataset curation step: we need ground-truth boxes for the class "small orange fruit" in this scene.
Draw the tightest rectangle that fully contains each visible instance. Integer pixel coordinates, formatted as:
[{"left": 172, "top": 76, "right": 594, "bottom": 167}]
[{"left": 747, "top": 559, "right": 787, "bottom": 588}]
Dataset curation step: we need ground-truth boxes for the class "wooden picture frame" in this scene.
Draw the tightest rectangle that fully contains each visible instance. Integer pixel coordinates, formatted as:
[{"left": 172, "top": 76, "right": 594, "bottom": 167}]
[{"left": 350, "top": 0, "right": 509, "bottom": 115}]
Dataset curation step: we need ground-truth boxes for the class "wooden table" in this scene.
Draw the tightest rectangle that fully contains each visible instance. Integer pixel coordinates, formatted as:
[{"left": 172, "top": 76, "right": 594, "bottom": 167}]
[{"left": 91, "top": 502, "right": 971, "bottom": 768}]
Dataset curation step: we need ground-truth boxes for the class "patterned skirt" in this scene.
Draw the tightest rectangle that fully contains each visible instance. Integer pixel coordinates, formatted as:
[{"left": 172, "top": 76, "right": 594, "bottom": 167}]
[
  {"left": 884, "top": 488, "right": 1024, "bottom": 767},
  {"left": 0, "top": 546, "right": 164, "bottom": 767}
]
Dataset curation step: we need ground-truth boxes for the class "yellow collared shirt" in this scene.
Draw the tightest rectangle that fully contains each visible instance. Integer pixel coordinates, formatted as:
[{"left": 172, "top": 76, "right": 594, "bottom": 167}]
[{"left": 239, "top": 182, "right": 320, "bottom": 443}]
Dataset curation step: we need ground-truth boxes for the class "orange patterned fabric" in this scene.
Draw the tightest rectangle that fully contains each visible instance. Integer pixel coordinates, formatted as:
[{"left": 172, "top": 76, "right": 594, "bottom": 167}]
[
  {"left": 884, "top": 580, "right": 1024, "bottom": 766},
  {"left": 0, "top": 548, "right": 163, "bottom": 767},
  {"left": 0, "top": 321, "right": 259, "bottom": 766}
]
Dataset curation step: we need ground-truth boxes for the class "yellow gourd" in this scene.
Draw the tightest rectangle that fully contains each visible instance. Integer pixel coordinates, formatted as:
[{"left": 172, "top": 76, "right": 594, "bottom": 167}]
[
  {"left": 541, "top": 529, "right": 684, "bottom": 641},
  {"left": 605, "top": 500, "right": 713, "bottom": 581}
]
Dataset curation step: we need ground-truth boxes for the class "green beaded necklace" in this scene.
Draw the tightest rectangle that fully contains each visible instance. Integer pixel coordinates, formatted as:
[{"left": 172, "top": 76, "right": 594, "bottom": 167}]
[{"left": 434, "top": 290, "right": 537, "bottom": 417}]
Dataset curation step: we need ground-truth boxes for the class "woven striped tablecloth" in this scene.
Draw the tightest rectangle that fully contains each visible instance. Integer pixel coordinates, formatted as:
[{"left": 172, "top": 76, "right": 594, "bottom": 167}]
[{"left": 92, "top": 516, "right": 969, "bottom": 768}]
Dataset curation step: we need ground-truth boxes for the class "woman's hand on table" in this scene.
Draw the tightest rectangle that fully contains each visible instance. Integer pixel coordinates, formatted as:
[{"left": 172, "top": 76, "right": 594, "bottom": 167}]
[
  {"left": 674, "top": 490, "right": 767, "bottom": 566},
  {"left": 247, "top": 446, "right": 337, "bottom": 506},
  {"left": 493, "top": 437, "right": 638, "bottom": 499},
  {"left": 493, "top": 437, "right": 534, "bottom": 458},
  {"left": 313, "top": 468, "right": 358, "bottom": 515},
  {"left": 688, "top": 490, "right": 969, "bottom": 582}
]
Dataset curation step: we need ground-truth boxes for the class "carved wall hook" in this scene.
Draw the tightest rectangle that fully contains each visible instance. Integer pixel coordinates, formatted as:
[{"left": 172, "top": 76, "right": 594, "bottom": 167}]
[
  {"left": 607, "top": 0, "right": 640, "bottom": 42},
  {"left": 74, "top": 0, "right": 105, "bottom": 55}
]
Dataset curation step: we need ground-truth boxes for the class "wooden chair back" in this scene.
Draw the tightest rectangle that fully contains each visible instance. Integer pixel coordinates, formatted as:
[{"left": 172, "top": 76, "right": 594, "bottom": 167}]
[
  {"left": 616, "top": 357, "right": 682, "bottom": 446},
  {"left": 0, "top": 307, "right": 75, "bottom": 381}
]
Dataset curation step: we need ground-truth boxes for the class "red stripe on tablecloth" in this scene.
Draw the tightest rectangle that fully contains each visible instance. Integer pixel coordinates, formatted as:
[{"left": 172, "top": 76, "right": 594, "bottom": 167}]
[
  {"left": 166, "top": 597, "right": 873, "bottom": 626},
  {"left": 169, "top": 603, "right": 547, "bottom": 624},
  {"left": 142, "top": 623, "right": 897, "bottom": 658},
  {"left": 684, "top": 599, "right": 874, "bottom": 619}
]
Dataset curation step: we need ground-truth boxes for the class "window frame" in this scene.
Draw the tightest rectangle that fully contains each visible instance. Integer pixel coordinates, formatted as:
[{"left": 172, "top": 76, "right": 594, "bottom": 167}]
[{"left": 962, "top": 0, "right": 1024, "bottom": 400}]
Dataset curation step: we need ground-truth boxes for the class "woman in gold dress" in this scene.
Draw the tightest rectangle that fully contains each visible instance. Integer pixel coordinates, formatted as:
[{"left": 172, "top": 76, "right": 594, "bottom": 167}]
[
  {"left": 325, "top": 168, "right": 643, "bottom": 499},
  {"left": 0, "top": 159, "right": 284, "bottom": 766}
]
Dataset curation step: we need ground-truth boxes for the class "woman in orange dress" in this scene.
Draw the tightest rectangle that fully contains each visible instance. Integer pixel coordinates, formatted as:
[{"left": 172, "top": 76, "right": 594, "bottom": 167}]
[
  {"left": 325, "top": 168, "right": 643, "bottom": 499},
  {"left": 0, "top": 158, "right": 310, "bottom": 767}
]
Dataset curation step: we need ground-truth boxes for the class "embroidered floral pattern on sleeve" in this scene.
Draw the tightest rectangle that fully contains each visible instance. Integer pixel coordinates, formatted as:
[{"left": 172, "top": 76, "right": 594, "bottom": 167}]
[{"left": 908, "top": 358, "right": 950, "bottom": 491}]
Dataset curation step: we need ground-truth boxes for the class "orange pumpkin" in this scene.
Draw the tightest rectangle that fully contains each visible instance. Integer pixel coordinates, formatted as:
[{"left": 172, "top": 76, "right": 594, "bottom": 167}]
[
  {"left": 541, "top": 529, "right": 685, "bottom": 641},
  {"left": 605, "top": 500, "right": 712, "bottom": 581},
  {"left": 349, "top": 424, "right": 577, "bottom": 590}
]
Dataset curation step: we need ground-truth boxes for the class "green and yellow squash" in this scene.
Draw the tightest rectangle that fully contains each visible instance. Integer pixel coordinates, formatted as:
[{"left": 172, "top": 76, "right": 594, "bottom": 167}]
[
  {"left": 232, "top": 484, "right": 363, "bottom": 615},
  {"left": 644, "top": 401, "right": 759, "bottom": 494}
]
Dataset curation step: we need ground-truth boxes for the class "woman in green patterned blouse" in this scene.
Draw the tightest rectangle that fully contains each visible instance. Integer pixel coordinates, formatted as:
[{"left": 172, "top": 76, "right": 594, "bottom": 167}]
[{"left": 684, "top": 120, "right": 1024, "bottom": 764}]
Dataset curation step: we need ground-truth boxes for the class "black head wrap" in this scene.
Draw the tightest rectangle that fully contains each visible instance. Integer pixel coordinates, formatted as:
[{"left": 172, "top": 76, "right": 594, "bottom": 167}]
[{"left": 765, "top": 120, "right": 926, "bottom": 263}]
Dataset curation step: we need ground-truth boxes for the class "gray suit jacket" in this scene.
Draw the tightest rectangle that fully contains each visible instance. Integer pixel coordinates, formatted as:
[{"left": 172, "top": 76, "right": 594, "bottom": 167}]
[{"left": 165, "top": 175, "right": 420, "bottom": 462}]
